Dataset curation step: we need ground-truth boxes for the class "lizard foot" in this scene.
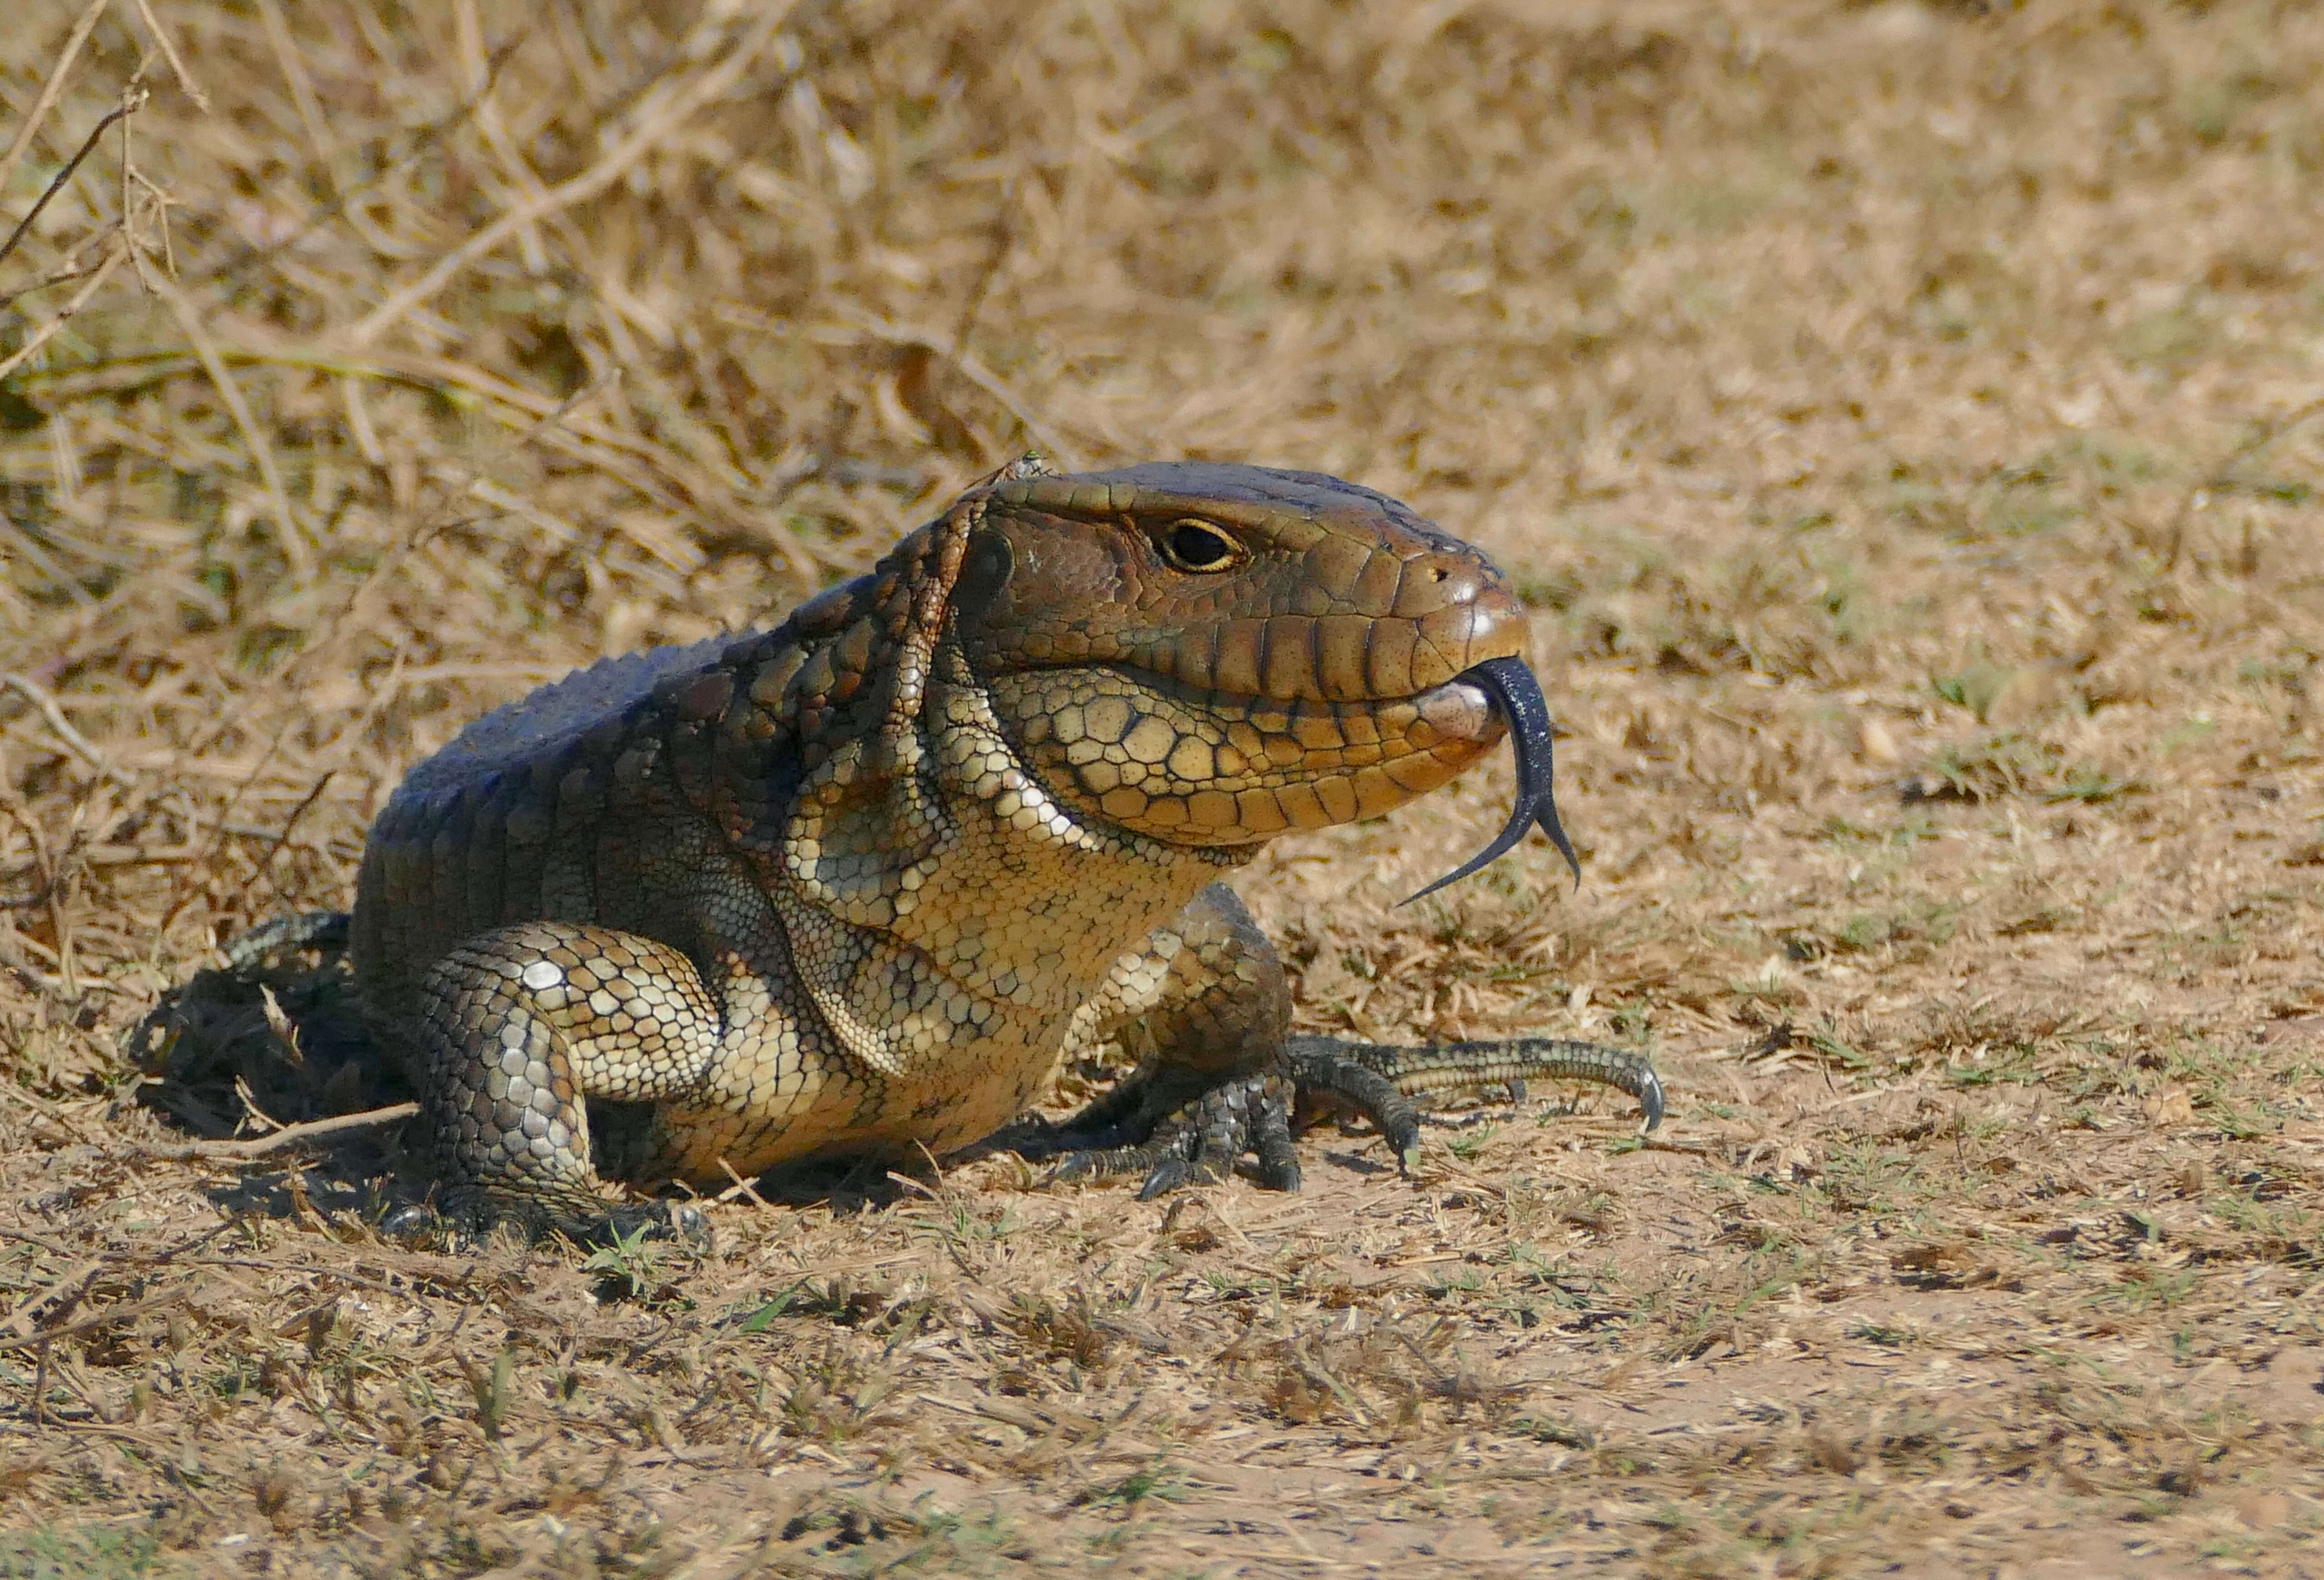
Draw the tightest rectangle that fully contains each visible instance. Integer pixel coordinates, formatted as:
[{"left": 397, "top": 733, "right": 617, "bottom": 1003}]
[
  {"left": 1040, "top": 1068, "right": 1306, "bottom": 1199},
  {"left": 1000, "top": 1035, "right": 1664, "bottom": 1197},
  {"left": 381, "top": 1190, "right": 708, "bottom": 1250}
]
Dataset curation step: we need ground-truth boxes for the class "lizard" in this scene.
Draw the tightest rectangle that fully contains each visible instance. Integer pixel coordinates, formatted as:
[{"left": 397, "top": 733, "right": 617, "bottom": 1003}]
[{"left": 273, "top": 457, "right": 1661, "bottom": 1239}]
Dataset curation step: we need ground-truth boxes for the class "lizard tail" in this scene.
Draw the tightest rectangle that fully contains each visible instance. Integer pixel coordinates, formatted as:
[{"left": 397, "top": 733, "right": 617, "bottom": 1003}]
[{"left": 219, "top": 910, "right": 351, "bottom": 974}]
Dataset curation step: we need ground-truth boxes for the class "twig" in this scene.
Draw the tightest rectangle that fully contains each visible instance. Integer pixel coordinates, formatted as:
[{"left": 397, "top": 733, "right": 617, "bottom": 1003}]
[
  {"left": 127, "top": 155, "right": 177, "bottom": 278},
  {"left": 0, "top": 1221, "right": 234, "bottom": 1265},
  {"left": 952, "top": 182, "right": 1017, "bottom": 357},
  {"left": 233, "top": 1076, "right": 286, "bottom": 1135},
  {"left": 127, "top": 1101, "right": 419, "bottom": 1162},
  {"left": 0, "top": 673, "right": 133, "bottom": 787},
  {"left": 142, "top": 269, "right": 317, "bottom": 582},
  {"left": 115, "top": 76, "right": 132, "bottom": 269},
  {"left": 0, "top": 0, "right": 112, "bottom": 210},
  {"left": 125, "top": 0, "right": 208, "bottom": 112},
  {"left": 0, "top": 238, "right": 128, "bottom": 383},
  {"left": 0, "top": 1285, "right": 192, "bottom": 1353},
  {"left": 191, "top": 37, "right": 527, "bottom": 289},
  {"left": 253, "top": 0, "right": 336, "bottom": 198},
  {"left": 346, "top": 2, "right": 797, "bottom": 348},
  {"left": 1639, "top": 1134, "right": 1715, "bottom": 1157},
  {"left": 0, "top": 1224, "right": 85, "bottom": 1258},
  {"left": 223, "top": 769, "right": 336, "bottom": 917},
  {"left": 716, "top": 1155, "right": 770, "bottom": 1210},
  {"left": 0, "top": 500, "right": 95, "bottom": 607},
  {"left": 47, "top": 851, "right": 76, "bottom": 998},
  {"left": 152, "top": 711, "right": 304, "bottom": 941},
  {"left": 0, "top": 91, "right": 145, "bottom": 273},
  {"left": 0, "top": 223, "right": 124, "bottom": 312},
  {"left": 20, "top": 344, "right": 661, "bottom": 464},
  {"left": 452, "top": 0, "right": 550, "bottom": 272},
  {"left": 0, "top": 1258, "right": 105, "bottom": 1343}
]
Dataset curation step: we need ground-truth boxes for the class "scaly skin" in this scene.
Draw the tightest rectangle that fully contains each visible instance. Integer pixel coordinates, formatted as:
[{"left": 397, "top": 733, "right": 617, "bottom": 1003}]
[{"left": 339, "top": 458, "right": 1663, "bottom": 1238}]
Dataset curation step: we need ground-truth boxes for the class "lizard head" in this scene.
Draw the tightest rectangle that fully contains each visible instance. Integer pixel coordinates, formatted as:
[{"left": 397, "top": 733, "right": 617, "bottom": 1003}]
[{"left": 944, "top": 462, "right": 1574, "bottom": 889}]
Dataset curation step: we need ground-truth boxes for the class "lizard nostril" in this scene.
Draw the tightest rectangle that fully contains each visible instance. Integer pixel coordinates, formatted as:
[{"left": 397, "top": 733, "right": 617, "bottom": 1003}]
[{"left": 1431, "top": 567, "right": 1449, "bottom": 583}]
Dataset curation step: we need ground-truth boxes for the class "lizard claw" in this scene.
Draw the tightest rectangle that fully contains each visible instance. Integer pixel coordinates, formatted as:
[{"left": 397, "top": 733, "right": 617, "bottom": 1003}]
[
  {"left": 380, "top": 1200, "right": 449, "bottom": 1242},
  {"left": 1133, "top": 1156, "right": 1217, "bottom": 1200}
]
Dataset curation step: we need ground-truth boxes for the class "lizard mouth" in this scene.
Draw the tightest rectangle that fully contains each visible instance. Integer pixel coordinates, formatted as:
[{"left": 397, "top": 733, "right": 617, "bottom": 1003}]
[
  {"left": 976, "top": 652, "right": 1574, "bottom": 856},
  {"left": 1400, "top": 655, "right": 1580, "bottom": 905}
]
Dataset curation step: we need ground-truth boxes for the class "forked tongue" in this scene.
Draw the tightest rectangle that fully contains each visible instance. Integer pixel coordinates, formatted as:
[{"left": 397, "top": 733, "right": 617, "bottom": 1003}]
[{"left": 1399, "top": 655, "right": 1580, "bottom": 906}]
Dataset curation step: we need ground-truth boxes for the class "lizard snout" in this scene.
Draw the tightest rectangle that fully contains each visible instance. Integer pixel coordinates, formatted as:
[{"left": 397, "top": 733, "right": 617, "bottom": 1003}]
[{"left": 1320, "top": 545, "right": 1531, "bottom": 701}]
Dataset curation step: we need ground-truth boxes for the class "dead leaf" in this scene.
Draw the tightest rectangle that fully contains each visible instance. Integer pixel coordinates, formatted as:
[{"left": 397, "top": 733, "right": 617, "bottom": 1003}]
[{"left": 2145, "top": 1088, "right": 2197, "bottom": 1127}]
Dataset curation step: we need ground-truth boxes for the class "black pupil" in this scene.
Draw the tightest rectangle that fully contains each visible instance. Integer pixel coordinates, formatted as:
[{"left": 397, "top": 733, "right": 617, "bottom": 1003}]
[{"left": 1170, "top": 523, "right": 1230, "bottom": 567}]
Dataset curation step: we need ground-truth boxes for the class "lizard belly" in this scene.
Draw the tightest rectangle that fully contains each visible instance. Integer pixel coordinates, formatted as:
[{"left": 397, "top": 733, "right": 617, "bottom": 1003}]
[
  {"left": 657, "top": 894, "right": 1078, "bottom": 1181},
  {"left": 658, "top": 1002, "right": 1069, "bottom": 1179}
]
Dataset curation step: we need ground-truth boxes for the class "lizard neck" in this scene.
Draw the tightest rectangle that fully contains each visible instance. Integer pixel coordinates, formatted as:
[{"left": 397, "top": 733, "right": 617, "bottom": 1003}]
[
  {"left": 731, "top": 591, "right": 1245, "bottom": 1011},
  {"left": 877, "top": 652, "right": 1246, "bottom": 1008}
]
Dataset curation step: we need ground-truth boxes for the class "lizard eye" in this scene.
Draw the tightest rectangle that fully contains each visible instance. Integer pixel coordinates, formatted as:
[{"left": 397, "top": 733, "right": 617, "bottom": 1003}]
[{"left": 1159, "top": 519, "right": 1243, "bottom": 573}]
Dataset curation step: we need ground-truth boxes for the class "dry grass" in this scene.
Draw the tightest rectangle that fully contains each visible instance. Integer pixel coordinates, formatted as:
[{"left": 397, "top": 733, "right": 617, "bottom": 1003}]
[{"left": 3, "top": 0, "right": 2323, "bottom": 1573}]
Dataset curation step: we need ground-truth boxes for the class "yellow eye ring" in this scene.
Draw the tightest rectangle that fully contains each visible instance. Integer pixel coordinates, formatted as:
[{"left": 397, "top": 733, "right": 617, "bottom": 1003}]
[{"left": 1160, "top": 519, "right": 1241, "bottom": 572}]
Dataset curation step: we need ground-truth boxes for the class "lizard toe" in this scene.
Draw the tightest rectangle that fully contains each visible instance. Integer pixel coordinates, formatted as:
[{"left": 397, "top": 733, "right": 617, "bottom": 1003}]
[
  {"left": 380, "top": 1200, "right": 450, "bottom": 1243},
  {"left": 1134, "top": 1156, "right": 1210, "bottom": 1200},
  {"left": 557, "top": 1198, "right": 709, "bottom": 1250}
]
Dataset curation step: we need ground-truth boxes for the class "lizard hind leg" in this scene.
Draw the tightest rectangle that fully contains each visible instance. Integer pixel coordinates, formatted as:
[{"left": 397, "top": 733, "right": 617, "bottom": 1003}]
[{"left": 400, "top": 920, "right": 725, "bottom": 1243}]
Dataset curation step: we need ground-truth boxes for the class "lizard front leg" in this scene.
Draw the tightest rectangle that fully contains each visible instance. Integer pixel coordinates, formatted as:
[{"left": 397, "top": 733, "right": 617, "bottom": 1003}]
[
  {"left": 401, "top": 919, "right": 725, "bottom": 1241},
  {"left": 996, "top": 882, "right": 1304, "bottom": 1196},
  {"left": 1004, "top": 883, "right": 1666, "bottom": 1196}
]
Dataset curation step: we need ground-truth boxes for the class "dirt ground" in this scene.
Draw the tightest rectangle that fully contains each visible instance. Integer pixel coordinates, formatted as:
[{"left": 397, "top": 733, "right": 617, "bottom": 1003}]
[{"left": 3, "top": 0, "right": 2322, "bottom": 1574}]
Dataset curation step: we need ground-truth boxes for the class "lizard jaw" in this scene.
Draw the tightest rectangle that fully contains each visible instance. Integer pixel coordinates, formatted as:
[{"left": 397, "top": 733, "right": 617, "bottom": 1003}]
[{"left": 972, "top": 653, "right": 1574, "bottom": 884}]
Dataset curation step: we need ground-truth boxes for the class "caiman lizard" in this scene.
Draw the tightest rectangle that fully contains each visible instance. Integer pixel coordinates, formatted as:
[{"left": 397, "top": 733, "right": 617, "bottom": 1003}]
[{"left": 246, "top": 458, "right": 1663, "bottom": 1238}]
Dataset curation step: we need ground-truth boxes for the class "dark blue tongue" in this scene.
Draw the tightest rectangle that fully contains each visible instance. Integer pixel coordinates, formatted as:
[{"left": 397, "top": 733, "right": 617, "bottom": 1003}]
[{"left": 1400, "top": 655, "right": 1580, "bottom": 905}]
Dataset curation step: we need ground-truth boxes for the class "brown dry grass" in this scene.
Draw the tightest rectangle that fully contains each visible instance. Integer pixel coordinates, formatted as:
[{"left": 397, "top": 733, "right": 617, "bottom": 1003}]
[{"left": 3, "top": 0, "right": 2323, "bottom": 1573}]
